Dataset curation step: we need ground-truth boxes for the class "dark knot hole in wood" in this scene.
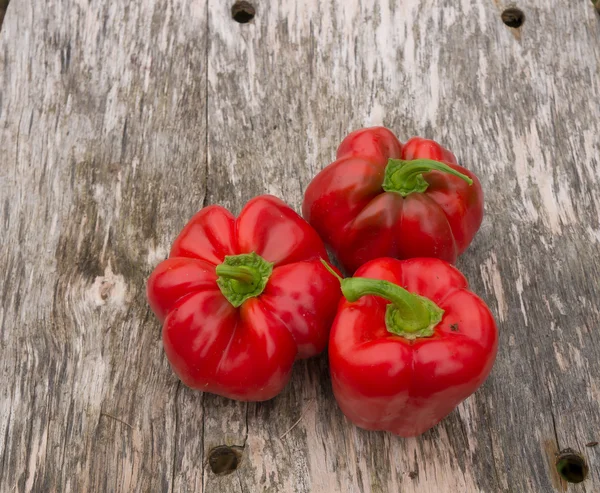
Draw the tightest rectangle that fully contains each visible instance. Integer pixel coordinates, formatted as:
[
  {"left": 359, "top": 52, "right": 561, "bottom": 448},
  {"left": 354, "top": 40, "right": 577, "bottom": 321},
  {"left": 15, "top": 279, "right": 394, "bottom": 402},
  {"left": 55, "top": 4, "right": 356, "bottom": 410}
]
[
  {"left": 231, "top": 1, "right": 255, "bottom": 24},
  {"left": 208, "top": 445, "right": 243, "bottom": 476},
  {"left": 501, "top": 7, "right": 525, "bottom": 28},
  {"left": 555, "top": 448, "right": 589, "bottom": 484}
]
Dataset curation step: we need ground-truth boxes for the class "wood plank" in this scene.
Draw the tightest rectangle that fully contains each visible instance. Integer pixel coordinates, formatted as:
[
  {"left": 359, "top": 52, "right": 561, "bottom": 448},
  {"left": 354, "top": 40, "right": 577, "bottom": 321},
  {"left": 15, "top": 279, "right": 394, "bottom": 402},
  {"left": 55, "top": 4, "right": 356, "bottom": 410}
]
[
  {"left": 0, "top": 0, "right": 209, "bottom": 491},
  {"left": 1, "top": 0, "right": 600, "bottom": 492}
]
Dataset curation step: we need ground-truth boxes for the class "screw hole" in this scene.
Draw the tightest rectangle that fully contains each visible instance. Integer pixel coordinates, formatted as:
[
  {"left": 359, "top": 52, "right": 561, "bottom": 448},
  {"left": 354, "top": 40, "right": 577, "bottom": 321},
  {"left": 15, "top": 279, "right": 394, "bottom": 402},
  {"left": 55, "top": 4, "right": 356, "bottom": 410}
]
[
  {"left": 208, "top": 446, "right": 242, "bottom": 476},
  {"left": 501, "top": 7, "right": 525, "bottom": 28},
  {"left": 231, "top": 1, "right": 255, "bottom": 24},
  {"left": 556, "top": 449, "right": 589, "bottom": 484}
]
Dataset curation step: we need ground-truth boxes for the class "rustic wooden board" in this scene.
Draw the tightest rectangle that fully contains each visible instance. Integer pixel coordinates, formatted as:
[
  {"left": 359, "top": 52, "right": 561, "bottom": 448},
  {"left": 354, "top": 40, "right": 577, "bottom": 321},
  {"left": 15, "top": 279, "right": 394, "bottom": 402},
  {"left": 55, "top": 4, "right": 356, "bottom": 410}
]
[{"left": 1, "top": 0, "right": 599, "bottom": 491}]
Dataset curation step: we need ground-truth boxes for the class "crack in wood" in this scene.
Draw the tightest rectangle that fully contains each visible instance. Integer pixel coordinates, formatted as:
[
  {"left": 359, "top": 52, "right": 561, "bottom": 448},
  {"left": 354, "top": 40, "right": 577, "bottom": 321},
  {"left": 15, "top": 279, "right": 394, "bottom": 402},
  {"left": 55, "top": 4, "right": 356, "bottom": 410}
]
[
  {"left": 170, "top": 381, "right": 181, "bottom": 493},
  {"left": 547, "top": 386, "right": 561, "bottom": 451},
  {"left": 203, "top": 0, "right": 210, "bottom": 209},
  {"left": 236, "top": 470, "right": 246, "bottom": 493},
  {"left": 201, "top": 393, "right": 206, "bottom": 490},
  {"left": 0, "top": 0, "right": 9, "bottom": 31},
  {"left": 237, "top": 404, "right": 250, "bottom": 449}
]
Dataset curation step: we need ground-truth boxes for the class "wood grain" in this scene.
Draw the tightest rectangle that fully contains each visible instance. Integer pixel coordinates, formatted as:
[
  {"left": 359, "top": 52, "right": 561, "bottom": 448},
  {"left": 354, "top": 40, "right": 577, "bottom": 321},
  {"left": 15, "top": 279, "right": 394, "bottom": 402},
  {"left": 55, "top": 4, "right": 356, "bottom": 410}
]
[{"left": 1, "top": 0, "right": 599, "bottom": 492}]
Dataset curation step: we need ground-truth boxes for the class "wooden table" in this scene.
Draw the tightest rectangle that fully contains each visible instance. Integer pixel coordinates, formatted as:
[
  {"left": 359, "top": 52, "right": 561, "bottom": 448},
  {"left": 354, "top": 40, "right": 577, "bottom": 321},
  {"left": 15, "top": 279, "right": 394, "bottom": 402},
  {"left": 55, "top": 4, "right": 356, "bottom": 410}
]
[{"left": 1, "top": 1, "right": 599, "bottom": 491}]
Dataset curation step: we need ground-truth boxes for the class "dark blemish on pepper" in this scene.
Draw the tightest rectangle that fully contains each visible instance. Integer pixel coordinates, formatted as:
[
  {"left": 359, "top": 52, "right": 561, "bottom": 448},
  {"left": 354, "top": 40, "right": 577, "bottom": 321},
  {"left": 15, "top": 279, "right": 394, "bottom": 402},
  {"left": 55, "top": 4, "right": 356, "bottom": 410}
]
[
  {"left": 450, "top": 323, "right": 459, "bottom": 332},
  {"left": 555, "top": 448, "right": 588, "bottom": 484},
  {"left": 208, "top": 445, "right": 242, "bottom": 475}
]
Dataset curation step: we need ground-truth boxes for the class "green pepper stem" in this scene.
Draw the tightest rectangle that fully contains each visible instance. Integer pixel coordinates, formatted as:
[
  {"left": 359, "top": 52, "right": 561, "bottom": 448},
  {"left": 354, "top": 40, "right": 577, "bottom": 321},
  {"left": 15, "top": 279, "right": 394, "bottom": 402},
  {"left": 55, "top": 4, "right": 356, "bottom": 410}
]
[
  {"left": 320, "top": 259, "right": 443, "bottom": 339},
  {"left": 215, "top": 264, "right": 260, "bottom": 285},
  {"left": 216, "top": 253, "right": 274, "bottom": 308},
  {"left": 382, "top": 158, "right": 473, "bottom": 197},
  {"left": 341, "top": 277, "right": 437, "bottom": 336}
]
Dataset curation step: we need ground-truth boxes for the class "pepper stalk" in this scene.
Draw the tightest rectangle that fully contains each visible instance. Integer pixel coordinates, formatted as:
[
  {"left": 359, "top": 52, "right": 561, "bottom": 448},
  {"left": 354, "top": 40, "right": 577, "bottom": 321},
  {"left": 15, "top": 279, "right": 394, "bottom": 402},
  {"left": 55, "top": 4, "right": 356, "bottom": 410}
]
[
  {"left": 321, "top": 260, "right": 444, "bottom": 340},
  {"left": 382, "top": 158, "right": 472, "bottom": 197},
  {"left": 216, "top": 252, "right": 274, "bottom": 307}
]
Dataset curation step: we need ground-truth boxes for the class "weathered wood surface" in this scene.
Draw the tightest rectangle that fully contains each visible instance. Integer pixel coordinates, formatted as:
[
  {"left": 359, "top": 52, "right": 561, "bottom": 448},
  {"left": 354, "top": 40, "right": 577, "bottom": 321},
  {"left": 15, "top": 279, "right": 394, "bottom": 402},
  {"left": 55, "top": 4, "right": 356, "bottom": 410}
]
[{"left": 1, "top": 0, "right": 599, "bottom": 491}]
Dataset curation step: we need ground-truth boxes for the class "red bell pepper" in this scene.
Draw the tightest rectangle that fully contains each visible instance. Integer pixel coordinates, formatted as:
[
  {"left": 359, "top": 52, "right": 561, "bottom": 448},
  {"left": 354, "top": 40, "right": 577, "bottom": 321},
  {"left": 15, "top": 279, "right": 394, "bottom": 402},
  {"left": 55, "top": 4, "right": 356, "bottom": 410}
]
[
  {"left": 147, "top": 195, "right": 342, "bottom": 401},
  {"left": 323, "top": 257, "right": 498, "bottom": 437},
  {"left": 303, "top": 127, "right": 484, "bottom": 273}
]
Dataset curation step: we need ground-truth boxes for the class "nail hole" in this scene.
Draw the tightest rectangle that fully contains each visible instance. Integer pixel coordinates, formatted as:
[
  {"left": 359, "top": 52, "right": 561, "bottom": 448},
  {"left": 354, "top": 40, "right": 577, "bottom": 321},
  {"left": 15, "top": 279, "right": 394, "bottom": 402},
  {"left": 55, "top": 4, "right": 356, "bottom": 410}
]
[
  {"left": 556, "top": 448, "right": 588, "bottom": 484},
  {"left": 501, "top": 7, "right": 525, "bottom": 28},
  {"left": 208, "top": 446, "right": 242, "bottom": 476},
  {"left": 231, "top": 1, "right": 255, "bottom": 24}
]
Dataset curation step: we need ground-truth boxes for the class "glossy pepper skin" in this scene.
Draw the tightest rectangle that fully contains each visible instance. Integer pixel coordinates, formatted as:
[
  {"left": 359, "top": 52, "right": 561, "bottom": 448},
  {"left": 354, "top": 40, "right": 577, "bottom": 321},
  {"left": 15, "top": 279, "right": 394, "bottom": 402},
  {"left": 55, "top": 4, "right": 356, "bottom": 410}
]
[
  {"left": 326, "top": 257, "right": 498, "bottom": 437},
  {"left": 147, "top": 195, "right": 342, "bottom": 402},
  {"left": 303, "top": 127, "right": 484, "bottom": 274}
]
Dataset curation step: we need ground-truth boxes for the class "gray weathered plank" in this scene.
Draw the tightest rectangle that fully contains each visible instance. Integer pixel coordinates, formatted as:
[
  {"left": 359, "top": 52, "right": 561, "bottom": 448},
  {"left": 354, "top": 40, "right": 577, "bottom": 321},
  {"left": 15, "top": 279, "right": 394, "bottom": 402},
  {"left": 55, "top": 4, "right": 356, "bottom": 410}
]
[
  {"left": 1, "top": 0, "right": 600, "bottom": 492},
  {"left": 1, "top": 0, "right": 208, "bottom": 491}
]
